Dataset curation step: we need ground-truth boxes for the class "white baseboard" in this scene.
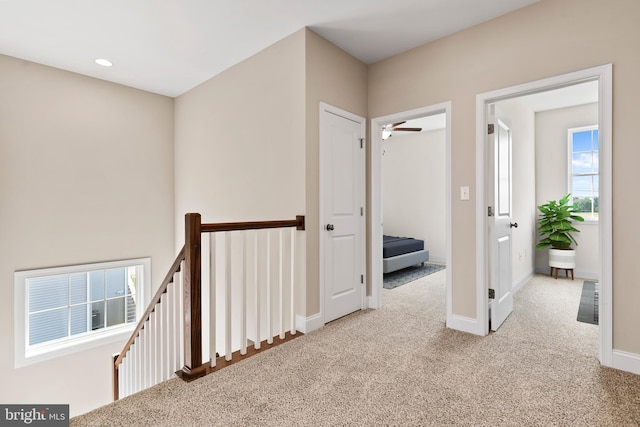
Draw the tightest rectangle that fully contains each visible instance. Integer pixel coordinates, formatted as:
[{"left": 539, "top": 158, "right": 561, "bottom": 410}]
[
  {"left": 446, "top": 314, "right": 484, "bottom": 336},
  {"left": 534, "top": 266, "right": 598, "bottom": 281},
  {"left": 512, "top": 272, "right": 534, "bottom": 294},
  {"left": 429, "top": 255, "right": 446, "bottom": 264},
  {"left": 295, "top": 313, "right": 323, "bottom": 334},
  {"left": 611, "top": 350, "right": 640, "bottom": 376}
]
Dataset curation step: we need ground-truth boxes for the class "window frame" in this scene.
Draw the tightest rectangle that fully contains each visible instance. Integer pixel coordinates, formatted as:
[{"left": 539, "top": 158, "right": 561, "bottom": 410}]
[
  {"left": 567, "top": 124, "right": 599, "bottom": 222},
  {"left": 14, "top": 257, "right": 150, "bottom": 368}
]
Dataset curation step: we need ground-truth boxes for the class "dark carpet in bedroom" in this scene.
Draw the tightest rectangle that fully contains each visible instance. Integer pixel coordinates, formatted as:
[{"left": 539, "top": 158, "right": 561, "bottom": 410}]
[
  {"left": 577, "top": 280, "right": 599, "bottom": 325},
  {"left": 383, "top": 263, "right": 445, "bottom": 289}
]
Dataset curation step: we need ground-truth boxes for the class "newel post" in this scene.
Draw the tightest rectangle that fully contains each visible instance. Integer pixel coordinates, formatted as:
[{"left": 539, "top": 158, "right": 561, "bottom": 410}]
[{"left": 182, "top": 213, "right": 203, "bottom": 377}]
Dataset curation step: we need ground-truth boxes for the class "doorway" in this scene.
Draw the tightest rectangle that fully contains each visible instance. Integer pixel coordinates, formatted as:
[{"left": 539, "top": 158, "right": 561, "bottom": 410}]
[
  {"left": 370, "top": 102, "right": 452, "bottom": 326},
  {"left": 476, "top": 65, "right": 613, "bottom": 366}
]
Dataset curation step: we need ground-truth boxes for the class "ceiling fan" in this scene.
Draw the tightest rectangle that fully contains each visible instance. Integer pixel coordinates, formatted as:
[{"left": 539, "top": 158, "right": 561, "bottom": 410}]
[{"left": 382, "top": 121, "right": 422, "bottom": 139}]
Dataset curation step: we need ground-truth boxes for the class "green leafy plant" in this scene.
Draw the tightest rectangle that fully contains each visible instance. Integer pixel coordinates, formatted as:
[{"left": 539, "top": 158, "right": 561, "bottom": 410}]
[{"left": 536, "top": 193, "right": 585, "bottom": 250}]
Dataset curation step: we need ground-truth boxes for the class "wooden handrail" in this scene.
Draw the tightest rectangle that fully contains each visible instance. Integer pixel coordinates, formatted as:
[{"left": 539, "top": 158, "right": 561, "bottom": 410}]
[{"left": 201, "top": 215, "right": 305, "bottom": 233}]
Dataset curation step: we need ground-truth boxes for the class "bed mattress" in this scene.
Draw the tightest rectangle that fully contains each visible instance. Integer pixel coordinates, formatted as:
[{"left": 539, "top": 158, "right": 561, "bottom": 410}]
[{"left": 383, "top": 235, "right": 424, "bottom": 258}]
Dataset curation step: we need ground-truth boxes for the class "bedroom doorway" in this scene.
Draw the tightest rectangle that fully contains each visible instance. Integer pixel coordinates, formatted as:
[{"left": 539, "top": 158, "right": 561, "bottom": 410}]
[
  {"left": 476, "top": 65, "right": 612, "bottom": 366},
  {"left": 370, "top": 102, "right": 452, "bottom": 326}
]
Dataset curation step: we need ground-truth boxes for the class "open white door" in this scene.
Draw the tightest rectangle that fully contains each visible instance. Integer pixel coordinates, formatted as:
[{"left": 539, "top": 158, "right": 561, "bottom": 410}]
[
  {"left": 320, "top": 104, "right": 365, "bottom": 323},
  {"left": 488, "top": 105, "right": 514, "bottom": 331}
]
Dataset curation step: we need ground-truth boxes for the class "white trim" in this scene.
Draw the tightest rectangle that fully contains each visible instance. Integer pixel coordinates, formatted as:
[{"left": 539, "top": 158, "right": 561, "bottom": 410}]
[
  {"left": 533, "top": 266, "right": 599, "bottom": 281},
  {"left": 445, "top": 314, "right": 481, "bottom": 335},
  {"left": 319, "top": 102, "right": 366, "bottom": 325},
  {"left": 295, "top": 313, "right": 323, "bottom": 334},
  {"left": 476, "top": 64, "right": 613, "bottom": 365},
  {"left": 370, "top": 102, "right": 452, "bottom": 326},
  {"left": 512, "top": 272, "right": 534, "bottom": 295},
  {"left": 612, "top": 350, "right": 640, "bottom": 376},
  {"left": 14, "top": 257, "right": 150, "bottom": 368}
]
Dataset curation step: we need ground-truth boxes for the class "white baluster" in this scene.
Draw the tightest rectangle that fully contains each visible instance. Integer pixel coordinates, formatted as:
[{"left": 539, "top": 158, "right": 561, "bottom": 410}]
[
  {"left": 127, "top": 349, "right": 133, "bottom": 397},
  {"left": 266, "top": 231, "right": 272, "bottom": 345},
  {"left": 153, "top": 309, "right": 160, "bottom": 386},
  {"left": 160, "top": 292, "right": 169, "bottom": 382},
  {"left": 130, "top": 351, "right": 134, "bottom": 396},
  {"left": 279, "top": 229, "right": 284, "bottom": 339},
  {"left": 118, "top": 357, "right": 129, "bottom": 399},
  {"left": 118, "top": 358, "right": 125, "bottom": 399},
  {"left": 209, "top": 233, "right": 217, "bottom": 368},
  {"left": 150, "top": 314, "right": 156, "bottom": 387},
  {"left": 241, "top": 231, "right": 247, "bottom": 356},
  {"left": 175, "top": 267, "right": 183, "bottom": 370},
  {"left": 290, "top": 227, "right": 296, "bottom": 335},
  {"left": 225, "top": 232, "right": 232, "bottom": 361},
  {"left": 200, "top": 233, "right": 210, "bottom": 365},
  {"left": 156, "top": 296, "right": 163, "bottom": 382},
  {"left": 131, "top": 335, "right": 140, "bottom": 393},
  {"left": 254, "top": 231, "right": 260, "bottom": 350},
  {"left": 137, "top": 329, "right": 147, "bottom": 391},
  {"left": 166, "top": 278, "right": 175, "bottom": 378}
]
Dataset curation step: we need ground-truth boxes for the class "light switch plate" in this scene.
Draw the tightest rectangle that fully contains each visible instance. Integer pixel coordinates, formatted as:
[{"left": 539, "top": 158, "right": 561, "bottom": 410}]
[{"left": 460, "top": 186, "right": 470, "bottom": 201}]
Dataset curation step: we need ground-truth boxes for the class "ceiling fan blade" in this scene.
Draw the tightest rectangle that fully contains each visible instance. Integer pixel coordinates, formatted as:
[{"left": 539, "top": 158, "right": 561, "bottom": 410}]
[
  {"left": 392, "top": 127, "right": 422, "bottom": 132},
  {"left": 391, "top": 121, "right": 406, "bottom": 127}
]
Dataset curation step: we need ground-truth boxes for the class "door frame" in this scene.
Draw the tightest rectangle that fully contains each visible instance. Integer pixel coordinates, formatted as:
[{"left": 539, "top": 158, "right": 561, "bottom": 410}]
[
  {"left": 475, "top": 64, "right": 613, "bottom": 366},
  {"left": 319, "top": 102, "right": 366, "bottom": 325},
  {"left": 370, "top": 102, "right": 452, "bottom": 325}
]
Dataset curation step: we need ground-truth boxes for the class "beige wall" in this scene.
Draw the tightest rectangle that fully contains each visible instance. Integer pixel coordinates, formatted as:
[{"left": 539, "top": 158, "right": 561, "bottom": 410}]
[
  {"left": 535, "top": 103, "right": 599, "bottom": 279},
  {"left": 0, "top": 55, "right": 175, "bottom": 415},
  {"left": 174, "top": 30, "right": 306, "bottom": 228},
  {"left": 304, "top": 29, "right": 368, "bottom": 315},
  {"left": 175, "top": 30, "right": 308, "bottom": 317},
  {"left": 367, "top": 0, "right": 640, "bottom": 353},
  {"left": 382, "top": 129, "right": 447, "bottom": 262},
  {"left": 174, "top": 28, "right": 367, "bottom": 319}
]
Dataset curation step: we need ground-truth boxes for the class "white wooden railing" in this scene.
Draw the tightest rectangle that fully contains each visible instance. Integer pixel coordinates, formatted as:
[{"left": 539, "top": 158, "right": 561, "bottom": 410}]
[{"left": 113, "top": 214, "right": 305, "bottom": 400}]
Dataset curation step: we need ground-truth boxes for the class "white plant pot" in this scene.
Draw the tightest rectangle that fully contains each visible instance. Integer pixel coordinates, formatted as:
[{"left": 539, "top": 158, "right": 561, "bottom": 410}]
[{"left": 548, "top": 248, "right": 576, "bottom": 269}]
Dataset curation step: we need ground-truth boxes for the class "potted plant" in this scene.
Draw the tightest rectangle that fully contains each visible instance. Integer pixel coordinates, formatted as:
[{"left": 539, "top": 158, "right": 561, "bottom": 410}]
[{"left": 536, "top": 193, "right": 585, "bottom": 277}]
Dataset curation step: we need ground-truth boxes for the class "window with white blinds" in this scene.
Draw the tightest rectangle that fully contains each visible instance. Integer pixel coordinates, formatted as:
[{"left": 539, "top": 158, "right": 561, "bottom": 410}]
[{"left": 14, "top": 258, "right": 150, "bottom": 367}]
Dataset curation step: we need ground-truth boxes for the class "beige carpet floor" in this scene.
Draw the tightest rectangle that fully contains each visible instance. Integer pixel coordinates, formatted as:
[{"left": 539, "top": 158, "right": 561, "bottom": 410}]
[{"left": 72, "top": 272, "right": 640, "bottom": 426}]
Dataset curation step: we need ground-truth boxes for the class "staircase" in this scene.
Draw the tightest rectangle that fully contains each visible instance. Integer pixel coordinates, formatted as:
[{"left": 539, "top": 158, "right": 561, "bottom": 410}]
[{"left": 112, "top": 213, "right": 305, "bottom": 400}]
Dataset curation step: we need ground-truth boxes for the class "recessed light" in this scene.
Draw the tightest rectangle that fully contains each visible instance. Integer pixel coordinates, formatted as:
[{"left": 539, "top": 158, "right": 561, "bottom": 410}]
[{"left": 95, "top": 58, "right": 113, "bottom": 67}]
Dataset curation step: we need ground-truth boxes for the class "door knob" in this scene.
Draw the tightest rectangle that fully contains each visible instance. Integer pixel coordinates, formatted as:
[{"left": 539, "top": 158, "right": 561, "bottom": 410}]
[
  {"left": 326, "top": 224, "right": 334, "bottom": 231},
  {"left": 510, "top": 222, "right": 518, "bottom": 228}
]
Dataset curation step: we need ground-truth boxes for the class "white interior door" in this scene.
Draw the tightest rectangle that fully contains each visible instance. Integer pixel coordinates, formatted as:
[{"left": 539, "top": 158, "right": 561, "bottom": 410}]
[
  {"left": 321, "top": 105, "right": 365, "bottom": 323},
  {"left": 488, "top": 105, "right": 514, "bottom": 331}
]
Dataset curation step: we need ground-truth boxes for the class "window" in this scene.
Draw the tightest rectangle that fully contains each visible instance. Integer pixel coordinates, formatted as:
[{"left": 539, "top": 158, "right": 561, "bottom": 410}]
[
  {"left": 569, "top": 126, "right": 599, "bottom": 220},
  {"left": 15, "top": 258, "right": 150, "bottom": 367}
]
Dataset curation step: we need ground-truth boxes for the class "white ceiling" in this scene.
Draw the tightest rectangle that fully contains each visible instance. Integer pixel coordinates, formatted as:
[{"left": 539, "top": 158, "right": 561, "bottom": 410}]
[
  {"left": 0, "top": 0, "right": 538, "bottom": 97},
  {"left": 517, "top": 80, "right": 599, "bottom": 112}
]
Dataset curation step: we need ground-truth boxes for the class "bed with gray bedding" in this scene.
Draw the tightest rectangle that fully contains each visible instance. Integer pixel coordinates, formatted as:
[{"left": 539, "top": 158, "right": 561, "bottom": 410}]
[{"left": 383, "top": 235, "right": 430, "bottom": 274}]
